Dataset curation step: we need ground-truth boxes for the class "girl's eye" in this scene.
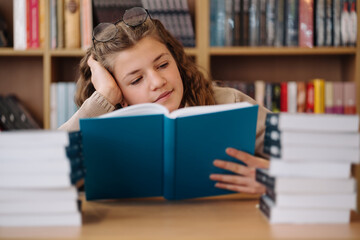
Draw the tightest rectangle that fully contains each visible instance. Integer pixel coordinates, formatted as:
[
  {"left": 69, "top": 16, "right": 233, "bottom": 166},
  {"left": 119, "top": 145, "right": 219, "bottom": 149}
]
[
  {"left": 158, "top": 62, "right": 169, "bottom": 69},
  {"left": 131, "top": 77, "right": 142, "bottom": 85}
]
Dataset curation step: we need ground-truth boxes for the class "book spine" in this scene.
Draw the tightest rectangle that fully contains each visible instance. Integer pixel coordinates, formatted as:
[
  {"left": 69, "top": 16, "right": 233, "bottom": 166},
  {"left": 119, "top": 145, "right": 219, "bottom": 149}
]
[
  {"left": 299, "top": 0, "right": 314, "bottom": 47},
  {"left": 343, "top": 82, "right": 356, "bottom": 114},
  {"left": 285, "top": 0, "right": 299, "bottom": 46},
  {"left": 325, "top": 81, "right": 334, "bottom": 113},
  {"left": 287, "top": 81, "right": 297, "bottom": 113},
  {"left": 332, "top": 81, "right": 344, "bottom": 113},
  {"left": 296, "top": 81, "right": 306, "bottom": 112},
  {"left": 275, "top": 0, "right": 285, "bottom": 46},
  {"left": 255, "top": 80, "right": 265, "bottom": 106},
  {"left": 271, "top": 83, "right": 281, "bottom": 112},
  {"left": 14, "top": 0, "right": 27, "bottom": 50},
  {"left": 39, "top": 0, "right": 45, "bottom": 48},
  {"left": 315, "top": 0, "right": 326, "bottom": 46},
  {"left": 255, "top": 169, "right": 276, "bottom": 189},
  {"left": 259, "top": 195, "right": 271, "bottom": 219},
  {"left": 163, "top": 117, "right": 176, "bottom": 200},
  {"left": 305, "top": 82, "right": 314, "bottom": 112},
  {"left": 265, "top": 0, "right": 276, "bottom": 46},
  {"left": 264, "top": 82, "right": 273, "bottom": 111},
  {"left": 313, "top": 78, "right": 325, "bottom": 113},
  {"left": 280, "top": 82, "right": 288, "bottom": 112},
  {"left": 26, "top": 0, "right": 31, "bottom": 48},
  {"left": 333, "top": 0, "right": 342, "bottom": 46},
  {"left": 64, "top": 0, "right": 81, "bottom": 48},
  {"left": 325, "top": 0, "right": 333, "bottom": 46},
  {"left": 265, "top": 112, "right": 280, "bottom": 127},
  {"left": 29, "top": 0, "right": 40, "bottom": 48}
]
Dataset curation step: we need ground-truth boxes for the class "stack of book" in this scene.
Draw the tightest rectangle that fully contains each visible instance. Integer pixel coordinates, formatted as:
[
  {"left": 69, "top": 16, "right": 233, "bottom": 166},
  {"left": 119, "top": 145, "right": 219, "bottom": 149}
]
[
  {"left": 0, "top": 130, "right": 83, "bottom": 227},
  {"left": 258, "top": 112, "right": 359, "bottom": 223}
]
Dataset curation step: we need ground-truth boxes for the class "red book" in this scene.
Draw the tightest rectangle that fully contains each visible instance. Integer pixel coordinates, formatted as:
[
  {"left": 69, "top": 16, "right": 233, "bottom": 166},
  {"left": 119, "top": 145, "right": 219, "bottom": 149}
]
[
  {"left": 26, "top": 0, "right": 31, "bottom": 48},
  {"left": 29, "top": 0, "right": 40, "bottom": 48},
  {"left": 343, "top": 82, "right": 356, "bottom": 114},
  {"left": 305, "top": 82, "right": 314, "bottom": 113},
  {"left": 280, "top": 82, "right": 288, "bottom": 112},
  {"left": 299, "top": 0, "right": 314, "bottom": 47}
]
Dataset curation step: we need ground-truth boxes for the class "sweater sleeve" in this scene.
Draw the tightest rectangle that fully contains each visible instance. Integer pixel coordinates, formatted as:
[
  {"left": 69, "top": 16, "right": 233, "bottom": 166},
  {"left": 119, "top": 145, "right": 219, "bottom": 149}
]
[{"left": 58, "top": 91, "right": 115, "bottom": 131}]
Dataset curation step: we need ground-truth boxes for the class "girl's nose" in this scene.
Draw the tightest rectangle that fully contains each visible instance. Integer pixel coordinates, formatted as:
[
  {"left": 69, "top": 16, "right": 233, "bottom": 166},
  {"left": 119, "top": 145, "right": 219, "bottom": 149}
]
[{"left": 149, "top": 70, "right": 166, "bottom": 90}]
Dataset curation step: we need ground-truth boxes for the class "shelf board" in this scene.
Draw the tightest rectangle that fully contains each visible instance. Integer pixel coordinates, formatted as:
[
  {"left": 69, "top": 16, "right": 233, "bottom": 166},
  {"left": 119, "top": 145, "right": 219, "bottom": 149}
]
[
  {"left": 49, "top": 47, "right": 197, "bottom": 57},
  {"left": 209, "top": 47, "right": 357, "bottom": 55},
  {"left": 0, "top": 48, "right": 44, "bottom": 56},
  {"left": 50, "top": 49, "right": 86, "bottom": 57}
]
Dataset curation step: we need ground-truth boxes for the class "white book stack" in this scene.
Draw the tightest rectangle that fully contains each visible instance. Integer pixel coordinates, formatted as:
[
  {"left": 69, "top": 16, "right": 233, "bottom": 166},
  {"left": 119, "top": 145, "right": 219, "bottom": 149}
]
[
  {"left": 258, "top": 113, "right": 359, "bottom": 224},
  {"left": 0, "top": 130, "right": 82, "bottom": 227}
]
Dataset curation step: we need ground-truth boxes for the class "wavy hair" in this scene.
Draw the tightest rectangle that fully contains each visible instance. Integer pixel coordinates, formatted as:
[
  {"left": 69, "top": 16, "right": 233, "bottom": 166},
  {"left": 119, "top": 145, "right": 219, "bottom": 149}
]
[{"left": 75, "top": 17, "right": 215, "bottom": 108}]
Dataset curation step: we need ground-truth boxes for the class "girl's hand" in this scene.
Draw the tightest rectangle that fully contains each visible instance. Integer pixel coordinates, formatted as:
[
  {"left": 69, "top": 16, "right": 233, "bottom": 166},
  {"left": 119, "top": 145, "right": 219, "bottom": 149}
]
[
  {"left": 87, "top": 56, "right": 123, "bottom": 106},
  {"left": 210, "top": 147, "right": 269, "bottom": 194}
]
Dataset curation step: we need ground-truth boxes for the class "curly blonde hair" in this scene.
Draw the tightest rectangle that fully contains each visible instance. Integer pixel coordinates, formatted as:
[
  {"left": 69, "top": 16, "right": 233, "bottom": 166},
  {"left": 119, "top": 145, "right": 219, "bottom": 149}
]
[{"left": 75, "top": 17, "right": 215, "bottom": 108}]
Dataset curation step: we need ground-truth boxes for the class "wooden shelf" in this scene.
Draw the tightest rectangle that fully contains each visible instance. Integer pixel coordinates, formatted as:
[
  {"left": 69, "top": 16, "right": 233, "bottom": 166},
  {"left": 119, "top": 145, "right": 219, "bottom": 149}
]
[
  {"left": 0, "top": 48, "right": 44, "bottom": 56},
  {"left": 209, "top": 47, "right": 357, "bottom": 56}
]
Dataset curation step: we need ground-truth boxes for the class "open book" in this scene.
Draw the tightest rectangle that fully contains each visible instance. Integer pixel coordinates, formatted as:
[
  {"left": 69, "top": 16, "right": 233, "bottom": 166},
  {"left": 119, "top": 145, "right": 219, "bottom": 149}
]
[{"left": 80, "top": 102, "right": 258, "bottom": 200}]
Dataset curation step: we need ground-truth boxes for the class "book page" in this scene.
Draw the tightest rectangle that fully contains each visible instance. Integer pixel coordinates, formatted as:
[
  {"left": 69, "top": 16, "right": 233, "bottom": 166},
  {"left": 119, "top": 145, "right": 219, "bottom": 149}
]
[
  {"left": 98, "top": 103, "right": 168, "bottom": 118},
  {"left": 169, "top": 102, "right": 253, "bottom": 118}
]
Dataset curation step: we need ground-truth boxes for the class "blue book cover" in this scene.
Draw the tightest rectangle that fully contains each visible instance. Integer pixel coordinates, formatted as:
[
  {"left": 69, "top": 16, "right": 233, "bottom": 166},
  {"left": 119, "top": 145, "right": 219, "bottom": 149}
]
[{"left": 80, "top": 102, "right": 258, "bottom": 200}]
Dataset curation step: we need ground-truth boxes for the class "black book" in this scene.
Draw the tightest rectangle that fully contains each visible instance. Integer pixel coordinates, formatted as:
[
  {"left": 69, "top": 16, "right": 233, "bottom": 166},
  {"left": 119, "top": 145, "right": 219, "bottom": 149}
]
[
  {"left": 255, "top": 168, "right": 275, "bottom": 189},
  {"left": 0, "top": 96, "right": 17, "bottom": 130},
  {"left": 4, "top": 95, "right": 40, "bottom": 129}
]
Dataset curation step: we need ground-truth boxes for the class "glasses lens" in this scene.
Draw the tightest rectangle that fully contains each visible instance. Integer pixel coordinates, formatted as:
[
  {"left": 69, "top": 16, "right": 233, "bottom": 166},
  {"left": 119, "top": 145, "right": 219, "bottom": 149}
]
[
  {"left": 123, "top": 7, "right": 148, "bottom": 27},
  {"left": 93, "top": 23, "right": 117, "bottom": 42}
]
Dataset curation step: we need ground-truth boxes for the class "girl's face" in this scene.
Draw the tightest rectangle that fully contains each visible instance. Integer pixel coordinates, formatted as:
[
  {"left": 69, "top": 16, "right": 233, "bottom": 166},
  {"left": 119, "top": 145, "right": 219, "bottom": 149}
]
[{"left": 111, "top": 36, "right": 184, "bottom": 112}]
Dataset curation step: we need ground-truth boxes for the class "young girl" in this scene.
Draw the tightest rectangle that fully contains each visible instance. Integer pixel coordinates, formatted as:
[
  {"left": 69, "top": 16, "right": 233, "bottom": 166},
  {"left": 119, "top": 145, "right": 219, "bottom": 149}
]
[{"left": 59, "top": 7, "right": 269, "bottom": 195}]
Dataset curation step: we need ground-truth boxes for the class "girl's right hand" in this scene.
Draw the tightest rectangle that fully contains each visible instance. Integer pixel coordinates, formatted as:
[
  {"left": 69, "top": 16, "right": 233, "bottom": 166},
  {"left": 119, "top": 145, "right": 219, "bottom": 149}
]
[{"left": 87, "top": 56, "right": 123, "bottom": 106}]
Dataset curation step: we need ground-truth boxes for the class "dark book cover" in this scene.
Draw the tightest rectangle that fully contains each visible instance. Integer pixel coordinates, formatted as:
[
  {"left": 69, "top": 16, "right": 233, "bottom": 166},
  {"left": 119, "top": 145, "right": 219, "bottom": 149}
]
[
  {"left": 271, "top": 83, "right": 281, "bottom": 112},
  {"left": 284, "top": 0, "right": 299, "bottom": 46}
]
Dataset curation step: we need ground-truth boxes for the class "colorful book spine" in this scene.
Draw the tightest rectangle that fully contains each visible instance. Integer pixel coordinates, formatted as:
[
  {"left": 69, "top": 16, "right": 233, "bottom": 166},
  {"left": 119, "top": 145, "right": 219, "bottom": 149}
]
[
  {"left": 296, "top": 81, "right": 306, "bottom": 112},
  {"left": 280, "top": 82, "right": 288, "bottom": 112},
  {"left": 305, "top": 82, "right": 314, "bottom": 112},
  {"left": 325, "top": 81, "right": 334, "bottom": 113},
  {"left": 64, "top": 0, "right": 81, "bottom": 49},
  {"left": 343, "top": 82, "right": 356, "bottom": 114},
  {"left": 272, "top": 83, "right": 281, "bottom": 112},
  {"left": 299, "top": 0, "right": 314, "bottom": 47},
  {"left": 313, "top": 78, "right": 325, "bottom": 113},
  {"left": 287, "top": 81, "right": 297, "bottom": 113},
  {"left": 333, "top": 81, "right": 344, "bottom": 113},
  {"left": 29, "top": 0, "right": 40, "bottom": 48}
]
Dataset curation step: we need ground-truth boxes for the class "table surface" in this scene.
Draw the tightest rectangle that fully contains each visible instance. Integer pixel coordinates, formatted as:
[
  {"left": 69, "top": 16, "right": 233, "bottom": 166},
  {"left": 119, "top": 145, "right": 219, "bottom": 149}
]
[{"left": 1, "top": 193, "right": 360, "bottom": 240}]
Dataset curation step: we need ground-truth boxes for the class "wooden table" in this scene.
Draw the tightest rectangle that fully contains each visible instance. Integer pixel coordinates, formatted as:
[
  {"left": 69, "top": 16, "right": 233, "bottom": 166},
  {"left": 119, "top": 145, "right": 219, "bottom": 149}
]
[{"left": 1, "top": 193, "right": 360, "bottom": 239}]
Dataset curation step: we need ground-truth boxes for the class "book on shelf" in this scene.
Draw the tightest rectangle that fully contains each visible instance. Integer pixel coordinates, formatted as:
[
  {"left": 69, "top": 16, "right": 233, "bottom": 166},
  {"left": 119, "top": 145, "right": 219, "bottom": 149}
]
[
  {"left": 284, "top": 0, "right": 299, "bottom": 46},
  {"left": 259, "top": 194, "right": 351, "bottom": 223},
  {"left": 296, "top": 81, "right": 306, "bottom": 112},
  {"left": 64, "top": 0, "right": 80, "bottom": 48},
  {"left": 286, "top": 81, "right": 297, "bottom": 113},
  {"left": 324, "top": 81, "right": 334, "bottom": 113},
  {"left": 80, "top": 102, "right": 258, "bottom": 201},
  {"left": 315, "top": 0, "right": 325, "bottom": 46},
  {"left": 80, "top": 0, "right": 93, "bottom": 50},
  {"left": 280, "top": 82, "right": 287, "bottom": 112},
  {"left": 325, "top": 0, "right": 333, "bottom": 46},
  {"left": 265, "top": 0, "right": 276, "bottom": 46},
  {"left": 274, "top": 0, "right": 285, "bottom": 46},
  {"left": 13, "top": 0, "right": 27, "bottom": 50},
  {"left": 313, "top": 78, "right": 325, "bottom": 113},
  {"left": 57, "top": 0, "right": 64, "bottom": 48},
  {"left": 256, "top": 168, "right": 356, "bottom": 194},
  {"left": 343, "top": 81, "right": 356, "bottom": 114},
  {"left": 305, "top": 81, "right": 314, "bottom": 112},
  {"left": 299, "top": 0, "right": 314, "bottom": 47}
]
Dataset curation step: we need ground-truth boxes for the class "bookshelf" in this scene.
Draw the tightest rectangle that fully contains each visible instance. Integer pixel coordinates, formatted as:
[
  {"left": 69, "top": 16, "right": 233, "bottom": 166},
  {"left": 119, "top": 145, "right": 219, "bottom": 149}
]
[{"left": 0, "top": 0, "right": 359, "bottom": 123}]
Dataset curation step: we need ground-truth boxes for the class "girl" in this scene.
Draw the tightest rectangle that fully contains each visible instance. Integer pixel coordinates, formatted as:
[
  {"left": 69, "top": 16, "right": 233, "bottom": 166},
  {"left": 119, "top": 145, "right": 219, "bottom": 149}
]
[{"left": 60, "top": 7, "right": 269, "bottom": 195}]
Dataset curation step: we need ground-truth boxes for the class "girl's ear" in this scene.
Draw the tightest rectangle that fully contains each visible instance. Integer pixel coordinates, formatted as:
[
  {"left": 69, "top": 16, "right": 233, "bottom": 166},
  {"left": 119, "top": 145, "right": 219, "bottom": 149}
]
[{"left": 120, "top": 99, "right": 129, "bottom": 108}]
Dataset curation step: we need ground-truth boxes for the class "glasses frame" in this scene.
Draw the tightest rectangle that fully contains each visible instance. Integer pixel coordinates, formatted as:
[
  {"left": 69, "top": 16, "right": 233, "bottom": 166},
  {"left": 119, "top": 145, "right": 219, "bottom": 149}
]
[{"left": 92, "top": 7, "right": 151, "bottom": 45}]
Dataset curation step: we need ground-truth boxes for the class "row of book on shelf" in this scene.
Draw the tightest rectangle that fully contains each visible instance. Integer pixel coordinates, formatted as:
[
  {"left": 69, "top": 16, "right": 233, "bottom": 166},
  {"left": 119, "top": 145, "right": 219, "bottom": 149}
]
[
  {"left": 219, "top": 79, "right": 356, "bottom": 114},
  {"left": 12, "top": 0, "right": 195, "bottom": 50},
  {"left": 0, "top": 130, "right": 83, "bottom": 226},
  {"left": 210, "top": 0, "right": 357, "bottom": 47},
  {"left": 13, "top": 0, "right": 93, "bottom": 50},
  {"left": 257, "top": 112, "right": 359, "bottom": 223},
  {"left": 50, "top": 82, "right": 78, "bottom": 129}
]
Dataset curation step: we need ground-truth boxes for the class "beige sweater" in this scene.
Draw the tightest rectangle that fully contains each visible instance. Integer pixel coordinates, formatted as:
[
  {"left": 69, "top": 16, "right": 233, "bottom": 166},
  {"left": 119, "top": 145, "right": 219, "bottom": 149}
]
[{"left": 59, "top": 86, "right": 270, "bottom": 156}]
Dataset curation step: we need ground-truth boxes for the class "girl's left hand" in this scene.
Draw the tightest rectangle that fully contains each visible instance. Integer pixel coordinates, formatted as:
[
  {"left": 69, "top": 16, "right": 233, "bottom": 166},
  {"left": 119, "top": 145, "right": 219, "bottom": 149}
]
[{"left": 210, "top": 147, "right": 269, "bottom": 195}]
